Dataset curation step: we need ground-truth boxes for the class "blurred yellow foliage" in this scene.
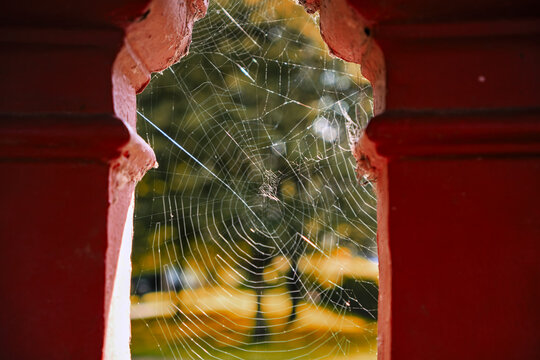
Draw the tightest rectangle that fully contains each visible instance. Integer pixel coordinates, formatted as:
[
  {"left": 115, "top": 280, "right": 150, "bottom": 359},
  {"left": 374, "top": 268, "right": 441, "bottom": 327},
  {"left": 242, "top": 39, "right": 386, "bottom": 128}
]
[{"left": 280, "top": 178, "right": 297, "bottom": 198}]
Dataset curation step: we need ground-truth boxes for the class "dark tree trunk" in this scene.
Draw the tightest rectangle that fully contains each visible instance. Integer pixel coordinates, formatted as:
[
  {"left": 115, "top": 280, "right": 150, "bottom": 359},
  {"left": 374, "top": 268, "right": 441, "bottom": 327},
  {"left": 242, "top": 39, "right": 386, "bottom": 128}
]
[{"left": 286, "top": 254, "right": 302, "bottom": 324}]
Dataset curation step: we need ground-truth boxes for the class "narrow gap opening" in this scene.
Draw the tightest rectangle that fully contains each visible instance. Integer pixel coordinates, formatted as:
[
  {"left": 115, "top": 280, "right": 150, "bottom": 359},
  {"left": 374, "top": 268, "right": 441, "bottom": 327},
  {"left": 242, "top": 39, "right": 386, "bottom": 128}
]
[{"left": 132, "top": 0, "right": 377, "bottom": 358}]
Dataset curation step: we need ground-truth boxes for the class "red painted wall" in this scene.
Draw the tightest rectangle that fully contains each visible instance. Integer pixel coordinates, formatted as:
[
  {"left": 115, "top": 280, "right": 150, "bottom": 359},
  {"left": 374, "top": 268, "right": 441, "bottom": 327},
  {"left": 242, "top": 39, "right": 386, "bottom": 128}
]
[
  {"left": 0, "top": 0, "right": 538, "bottom": 359},
  {"left": 387, "top": 157, "right": 539, "bottom": 359},
  {"left": 1, "top": 162, "right": 110, "bottom": 359},
  {"left": 0, "top": 0, "right": 205, "bottom": 358},
  {"left": 315, "top": 0, "right": 540, "bottom": 359}
]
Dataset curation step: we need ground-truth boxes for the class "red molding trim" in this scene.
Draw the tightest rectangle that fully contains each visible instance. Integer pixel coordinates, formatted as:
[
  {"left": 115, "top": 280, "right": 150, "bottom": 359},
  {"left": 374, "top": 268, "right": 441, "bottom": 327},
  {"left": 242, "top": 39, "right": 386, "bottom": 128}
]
[
  {"left": 0, "top": 27, "right": 124, "bottom": 47},
  {"left": 375, "top": 18, "right": 540, "bottom": 39},
  {"left": 362, "top": 110, "right": 540, "bottom": 158},
  {"left": 0, "top": 115, "right": 129, "bottom": 161}
]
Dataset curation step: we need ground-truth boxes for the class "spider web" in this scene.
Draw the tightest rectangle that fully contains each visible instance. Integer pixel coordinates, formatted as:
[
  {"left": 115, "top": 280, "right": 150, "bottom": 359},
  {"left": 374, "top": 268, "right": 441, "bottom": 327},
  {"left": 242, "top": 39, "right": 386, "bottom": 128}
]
[{"left": 132, "top": 0, "right": 377, "bottom": 359}]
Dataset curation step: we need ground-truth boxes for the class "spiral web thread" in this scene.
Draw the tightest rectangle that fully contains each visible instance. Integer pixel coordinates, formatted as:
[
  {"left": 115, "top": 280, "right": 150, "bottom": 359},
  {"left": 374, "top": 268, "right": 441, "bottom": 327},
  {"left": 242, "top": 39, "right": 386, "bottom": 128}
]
[{"left": 132, "top": 0, "right": 377, "bottom": 359}]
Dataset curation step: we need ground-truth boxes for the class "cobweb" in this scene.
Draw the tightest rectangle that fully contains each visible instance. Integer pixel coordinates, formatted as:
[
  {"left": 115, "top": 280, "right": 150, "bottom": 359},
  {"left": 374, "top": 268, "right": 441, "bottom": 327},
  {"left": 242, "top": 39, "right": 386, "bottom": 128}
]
[{"left": 132, "top": 0, "right": 377, "bottom": 359}]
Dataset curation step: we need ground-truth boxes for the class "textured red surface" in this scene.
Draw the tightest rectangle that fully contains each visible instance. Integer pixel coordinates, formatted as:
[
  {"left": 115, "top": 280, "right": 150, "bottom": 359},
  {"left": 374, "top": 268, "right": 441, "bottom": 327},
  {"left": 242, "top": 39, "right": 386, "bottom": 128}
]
[
  {"left": 340, "top": 0, "right": 540, "bottom": 359},
  {"left": 386, "top": 157, "right": 539, "bottom": 359},
  {"left": 347, "top": 0, "right": 540, "bottom": 24},
  {"left": 359, "top": 112, "right": 540, "bottom": 360},
  {"left": 0, "top": 0, "right": 538, "bottom": 359},
  {"left": 0, "top": 163, "right": 110, "bottom": 359},
  {"left": 0, "top": 0, "right": 206, "bottom": 358}
]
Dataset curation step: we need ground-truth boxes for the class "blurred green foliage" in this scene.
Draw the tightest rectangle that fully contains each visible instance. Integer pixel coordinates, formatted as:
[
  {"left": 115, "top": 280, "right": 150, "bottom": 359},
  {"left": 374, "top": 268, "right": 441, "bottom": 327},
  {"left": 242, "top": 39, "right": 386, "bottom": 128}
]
[{"left": 134, "top": 0, "right": 375, "bottom": 274}]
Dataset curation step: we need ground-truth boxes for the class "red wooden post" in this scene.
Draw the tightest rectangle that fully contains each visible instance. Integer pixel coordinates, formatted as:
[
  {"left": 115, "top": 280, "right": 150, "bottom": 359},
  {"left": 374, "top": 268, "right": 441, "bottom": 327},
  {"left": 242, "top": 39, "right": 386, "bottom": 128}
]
[
  {"left": 314, "top": 0, "right": 540, "bottom": 359},
  {"left": 0, "top": 0, "right": 206, "bottom": 358}
]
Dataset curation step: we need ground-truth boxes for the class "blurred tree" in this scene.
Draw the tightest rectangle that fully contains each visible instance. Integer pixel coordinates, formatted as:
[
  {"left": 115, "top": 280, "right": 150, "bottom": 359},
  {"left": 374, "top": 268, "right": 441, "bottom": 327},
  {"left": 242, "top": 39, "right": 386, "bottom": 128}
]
[{"left": 134, "top": 0, "right": 376, "bottom": 343}]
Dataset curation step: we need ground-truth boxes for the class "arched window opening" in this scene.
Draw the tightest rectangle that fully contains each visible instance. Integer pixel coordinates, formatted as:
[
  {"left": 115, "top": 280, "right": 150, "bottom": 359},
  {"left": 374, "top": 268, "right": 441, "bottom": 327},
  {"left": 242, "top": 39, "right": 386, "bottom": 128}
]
[{"left": 131, "top": 0, "right": 378, "bottom": 358}]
